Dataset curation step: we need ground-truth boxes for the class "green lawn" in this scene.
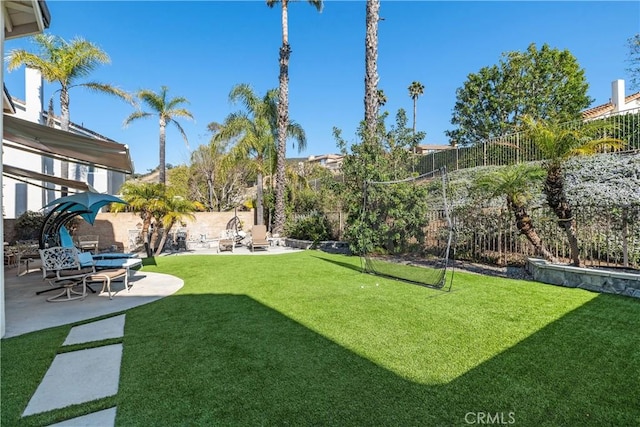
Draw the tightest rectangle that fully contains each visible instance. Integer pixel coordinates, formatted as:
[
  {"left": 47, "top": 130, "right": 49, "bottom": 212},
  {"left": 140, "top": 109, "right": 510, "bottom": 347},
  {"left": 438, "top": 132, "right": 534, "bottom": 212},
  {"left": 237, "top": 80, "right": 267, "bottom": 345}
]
[{"left": 3, "top": 251, "right": 640, "bottom": 426}]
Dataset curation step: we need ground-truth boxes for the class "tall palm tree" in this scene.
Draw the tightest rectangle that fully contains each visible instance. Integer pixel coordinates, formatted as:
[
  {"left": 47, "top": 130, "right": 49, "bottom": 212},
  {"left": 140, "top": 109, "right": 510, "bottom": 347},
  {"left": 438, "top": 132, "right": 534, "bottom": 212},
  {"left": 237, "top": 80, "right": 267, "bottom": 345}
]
[
  {"left": 215, "top": 85, "right": 278, "bottom": 225},
  {"left": 214, "top": 84, "right": 305, "bottom": 226},
  {"left": 476, "top": 164, "right": 557, "bottom": 262},
  {"left": 408, "top": 81, "right": 425, "bottom": 135},
  {"left": 364, "top": 0, "right": 380, "bottom": 140},
  {"left": 124, "top": 86, "right": 194, "bottom": 185},
  {"left": 522, "top": 116, "right": 623, "bottom": 266},
  {"left": 266, "top": 0, "right": 323, "bottom": 235},
  {"left": 6, "top": 33, "right": 132, "bottom": 193}
]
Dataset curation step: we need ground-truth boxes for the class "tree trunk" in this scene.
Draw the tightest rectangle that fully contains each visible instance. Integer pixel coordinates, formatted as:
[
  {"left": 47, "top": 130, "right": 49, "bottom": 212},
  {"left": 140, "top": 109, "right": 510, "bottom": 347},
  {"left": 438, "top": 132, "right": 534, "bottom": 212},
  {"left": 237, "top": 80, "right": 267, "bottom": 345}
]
[
  {"left": 544, "top": 163, "right": 581, "bottom": 266},
  {"left": 412, "top": 97, "right": 417, "bottom": 135},
  {"left": 159, "top": 118, "right": 167, "bottom": 185},
  {"left": 364, "top": 0, "right": 380, "bottom": 140},
  {"left": 141, "top": 213, "right": 153, "bottom": 257},
  {"left": 60, "top": 86, "right": 70, "bottom": 196},
  {"left": 508, "top": 197, "right": 557, "bottom": 263},
  {"left": 207, "top": 177, "right": 215, "bottom": 212},
  {"left": 149, "top": 221, "right": 160, "bottom": 255},
  {"left": 274, "top": 1, "right": 290, "bottom": 236},
  {"left": 155, "top": 219, "right": 176, "bottom": 256},
  {"left": 256, "top": 172, "right": 265, "bottom": 226}
]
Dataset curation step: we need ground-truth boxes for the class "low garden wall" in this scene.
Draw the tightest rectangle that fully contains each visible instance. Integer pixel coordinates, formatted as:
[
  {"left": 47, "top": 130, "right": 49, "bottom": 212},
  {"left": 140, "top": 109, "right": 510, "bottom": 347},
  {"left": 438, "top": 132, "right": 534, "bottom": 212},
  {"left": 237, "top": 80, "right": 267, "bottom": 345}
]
[
  {"left": 526, "top": 258, "right": 640, "bottom": 299},
  {"left": 72, "top": 211, "right": 255, "bottom": 252}
]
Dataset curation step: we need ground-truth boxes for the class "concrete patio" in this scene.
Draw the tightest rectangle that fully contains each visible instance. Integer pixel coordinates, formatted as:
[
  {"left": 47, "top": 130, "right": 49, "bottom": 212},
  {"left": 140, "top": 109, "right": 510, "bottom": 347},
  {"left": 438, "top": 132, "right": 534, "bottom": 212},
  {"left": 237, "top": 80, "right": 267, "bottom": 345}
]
[
  {"left": 3, "top": 244, "right": 301, "bottom": 338},
  {"left": 3, "top": 261, "right": 184, "bottom": 338}
]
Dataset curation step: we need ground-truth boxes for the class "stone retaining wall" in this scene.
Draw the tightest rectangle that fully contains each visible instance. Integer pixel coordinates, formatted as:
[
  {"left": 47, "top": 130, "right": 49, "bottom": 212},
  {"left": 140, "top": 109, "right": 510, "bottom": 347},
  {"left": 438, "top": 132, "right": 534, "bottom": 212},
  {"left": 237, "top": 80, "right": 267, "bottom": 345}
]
[
  {"left": 285, "top": 238, "right": 351, "bottom": 254},
  {"left": 526, "top": 258, "right": 640, "bottom": 299}
]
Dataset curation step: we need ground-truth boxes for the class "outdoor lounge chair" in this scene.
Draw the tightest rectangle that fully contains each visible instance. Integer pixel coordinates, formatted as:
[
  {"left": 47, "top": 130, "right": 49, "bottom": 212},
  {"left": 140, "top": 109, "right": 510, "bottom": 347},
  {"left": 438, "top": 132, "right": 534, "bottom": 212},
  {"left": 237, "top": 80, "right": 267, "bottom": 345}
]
[{"left": 249, "top": 225, "right": 270, "bottom": 252}]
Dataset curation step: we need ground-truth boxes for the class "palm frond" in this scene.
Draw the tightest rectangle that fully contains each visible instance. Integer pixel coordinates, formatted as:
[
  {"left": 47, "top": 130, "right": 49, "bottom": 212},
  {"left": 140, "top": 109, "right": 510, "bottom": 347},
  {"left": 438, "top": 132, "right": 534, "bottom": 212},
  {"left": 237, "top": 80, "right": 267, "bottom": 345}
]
[
  {"left": 80, "top": 82, "right": 135, "bottom": 104},
  {"left": 169, "top": 119, "right": 191, "bottom": 149},
  {"left": 123, "top": 111, "right": 152, "bottom": 128}
]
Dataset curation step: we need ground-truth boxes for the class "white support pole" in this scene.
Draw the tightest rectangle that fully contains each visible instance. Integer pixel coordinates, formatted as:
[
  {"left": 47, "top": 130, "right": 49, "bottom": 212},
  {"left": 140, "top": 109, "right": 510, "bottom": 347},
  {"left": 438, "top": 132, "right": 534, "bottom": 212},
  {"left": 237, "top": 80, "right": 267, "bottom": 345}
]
[{"left": 1, "top": 9, "right": 7, "bottom": 338}]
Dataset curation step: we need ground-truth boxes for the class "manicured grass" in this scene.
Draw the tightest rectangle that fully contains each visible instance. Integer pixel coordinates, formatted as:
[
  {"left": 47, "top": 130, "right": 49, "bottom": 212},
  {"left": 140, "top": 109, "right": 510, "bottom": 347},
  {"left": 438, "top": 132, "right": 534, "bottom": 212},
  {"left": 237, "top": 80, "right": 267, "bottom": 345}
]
[{"left": 3, "top": 251, "right": 640, "bottom": 426}]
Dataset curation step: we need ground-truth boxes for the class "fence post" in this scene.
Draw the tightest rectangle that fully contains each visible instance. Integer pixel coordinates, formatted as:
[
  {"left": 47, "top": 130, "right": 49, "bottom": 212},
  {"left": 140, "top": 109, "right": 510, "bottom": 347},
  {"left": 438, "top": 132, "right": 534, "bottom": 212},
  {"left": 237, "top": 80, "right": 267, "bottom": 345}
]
[{"left": 483, "top": 141, "right": 487, "bottom": 166}]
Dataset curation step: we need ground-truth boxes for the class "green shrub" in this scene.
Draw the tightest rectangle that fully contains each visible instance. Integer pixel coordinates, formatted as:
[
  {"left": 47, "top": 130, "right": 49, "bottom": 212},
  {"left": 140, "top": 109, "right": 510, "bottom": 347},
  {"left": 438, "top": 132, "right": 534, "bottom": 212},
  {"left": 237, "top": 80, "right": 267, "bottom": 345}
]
[
  {"left": 286, "top": 212, "right": 331, "bottom": 242},
  {"left": 14, "top": 210, "right": 45, "bottom": 242}
]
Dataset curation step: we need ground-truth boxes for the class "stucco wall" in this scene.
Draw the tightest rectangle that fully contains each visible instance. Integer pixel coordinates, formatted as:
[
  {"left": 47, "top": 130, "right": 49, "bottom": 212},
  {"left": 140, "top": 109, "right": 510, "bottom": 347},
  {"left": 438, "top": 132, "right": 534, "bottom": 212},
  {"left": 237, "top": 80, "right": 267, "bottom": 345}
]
[{"left": 71, "top": 210, "right": 255, "bottom": 252}]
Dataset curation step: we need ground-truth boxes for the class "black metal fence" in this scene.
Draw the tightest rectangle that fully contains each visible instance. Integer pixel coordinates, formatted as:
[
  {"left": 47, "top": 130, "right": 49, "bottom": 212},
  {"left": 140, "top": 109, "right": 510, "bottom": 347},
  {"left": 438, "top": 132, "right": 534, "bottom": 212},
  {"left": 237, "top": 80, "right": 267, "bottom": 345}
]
[
  {"left": 415, "top": 109, "right": 640, "bottom": 176},
  {"left": 427, "top": 204, "right": 640, "bottom": 268}
]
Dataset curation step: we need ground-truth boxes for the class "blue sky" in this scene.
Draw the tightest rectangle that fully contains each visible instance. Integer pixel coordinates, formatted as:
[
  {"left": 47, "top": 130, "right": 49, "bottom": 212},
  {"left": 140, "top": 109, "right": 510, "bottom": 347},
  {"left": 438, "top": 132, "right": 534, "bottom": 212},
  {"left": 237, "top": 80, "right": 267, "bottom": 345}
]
[{"left": 4, "top": 1, "right": 639, "bottom": 174}]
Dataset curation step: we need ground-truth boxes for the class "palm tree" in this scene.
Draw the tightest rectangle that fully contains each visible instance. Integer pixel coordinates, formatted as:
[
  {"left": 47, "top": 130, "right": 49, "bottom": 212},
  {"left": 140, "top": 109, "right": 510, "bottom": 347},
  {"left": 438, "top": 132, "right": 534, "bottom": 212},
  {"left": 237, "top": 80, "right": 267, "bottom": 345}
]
[
  {"left": 408, "top": 81, "right": 425, "bottom": 135},
  {"left": 522, "top": 116, "right": 623, "bottom": 266},
  {"left": 476, "top": 164, "right": 557, "bottom": 262},
  {"left": 6, "top": 33, "right": 132, "bottom": 193},
  {"left": 364, "top": 0, "right": 380, "bottom": 140},
  {"left": 213, "top": 84, "right": 305, "bottom": 226},
  {"left": 154, "top": 194, "right": 203, "bottom": 256},
  {"left": 214, "top": 86, "right": 278, "bottom": 225},
  {"left": 266, "top": 0, "right": 323, "bottom": 235},
  {"left": 124, "top": 86, "right": 194, "bottom": 185},
  {"left": 114, "top": 182, "right": 165, "bottom": 257}
]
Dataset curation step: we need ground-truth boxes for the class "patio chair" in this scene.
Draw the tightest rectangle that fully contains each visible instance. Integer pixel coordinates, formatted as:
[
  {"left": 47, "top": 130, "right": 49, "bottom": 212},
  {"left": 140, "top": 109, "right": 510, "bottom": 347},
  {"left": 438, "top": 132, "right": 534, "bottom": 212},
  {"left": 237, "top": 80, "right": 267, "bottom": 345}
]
[
  {"left": 39, "top": 246, "right": 133, "bottom": 301},
  {"left": 249, "top": 225, "right": 270, "bottom": 252},
  {"left": 77, "top": 235, "right": 99, "bottom": 254},
  {"left": 38, "top": 247, "right": 95, "bottom": 301}
]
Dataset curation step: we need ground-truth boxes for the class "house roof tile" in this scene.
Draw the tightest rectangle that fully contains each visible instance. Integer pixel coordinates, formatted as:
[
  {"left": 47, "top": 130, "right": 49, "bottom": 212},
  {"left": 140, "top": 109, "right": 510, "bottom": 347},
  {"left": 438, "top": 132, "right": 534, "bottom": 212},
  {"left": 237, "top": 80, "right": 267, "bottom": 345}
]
[{"left": 582, "top": 92, "right": 640, "bottom": 119}]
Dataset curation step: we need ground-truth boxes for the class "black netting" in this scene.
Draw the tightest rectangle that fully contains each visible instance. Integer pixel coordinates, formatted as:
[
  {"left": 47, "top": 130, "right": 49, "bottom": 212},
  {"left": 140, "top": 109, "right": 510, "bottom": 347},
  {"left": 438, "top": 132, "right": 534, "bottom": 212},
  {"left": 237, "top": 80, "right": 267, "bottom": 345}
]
[{"left": 360, "top": 167, "right": 455, "bottom": 290}]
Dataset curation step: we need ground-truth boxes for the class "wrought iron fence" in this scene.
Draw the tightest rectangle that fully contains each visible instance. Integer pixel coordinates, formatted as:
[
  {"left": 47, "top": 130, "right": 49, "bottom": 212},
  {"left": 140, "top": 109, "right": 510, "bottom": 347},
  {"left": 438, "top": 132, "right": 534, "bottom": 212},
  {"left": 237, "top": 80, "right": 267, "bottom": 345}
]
[
  {"left": 424, "top": 204, "right": 640, "bottom": 268},
  {"left": 416, "top": 109, "right": 640, "bottom": 175}
]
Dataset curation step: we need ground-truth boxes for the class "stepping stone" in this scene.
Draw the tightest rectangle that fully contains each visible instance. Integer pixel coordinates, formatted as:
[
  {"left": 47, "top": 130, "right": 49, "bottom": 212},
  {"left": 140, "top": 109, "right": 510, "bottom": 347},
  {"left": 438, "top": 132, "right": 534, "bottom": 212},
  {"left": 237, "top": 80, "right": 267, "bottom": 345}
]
[
  {"left": 46, "top": 407, "right": 117, "bottom": 426},
  {"left": 63, "top": 315, "right": 126, "bottom": 346},
  {"left": 23, "top": 345, "right": 122, "bottom": 416}
]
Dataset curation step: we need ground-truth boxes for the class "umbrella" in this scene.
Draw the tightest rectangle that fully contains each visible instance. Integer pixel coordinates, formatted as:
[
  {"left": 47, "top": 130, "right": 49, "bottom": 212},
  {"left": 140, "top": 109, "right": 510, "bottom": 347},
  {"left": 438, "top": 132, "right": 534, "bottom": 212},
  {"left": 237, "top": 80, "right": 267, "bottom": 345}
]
[
  {"left": 38, "top": 192, "right": 128, "bottom": 249},
  {"left": 45, "top": 192, "right": 126, "bottom": 224},
  {"left": 44, "top": 192, "right": 126, "bottom": 212}
]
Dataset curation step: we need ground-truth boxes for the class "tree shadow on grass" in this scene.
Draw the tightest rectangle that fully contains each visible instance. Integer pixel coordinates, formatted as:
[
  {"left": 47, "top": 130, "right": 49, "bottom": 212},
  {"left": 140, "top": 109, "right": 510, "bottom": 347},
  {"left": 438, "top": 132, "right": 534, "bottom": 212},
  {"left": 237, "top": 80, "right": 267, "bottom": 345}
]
[
  {"left": 7, "top": 281, "right": 638, "bottom": 426},
  {"left": 310, "top": 253, "right": 364, "bottom": 273},
  {"left": 110, "top": 292, "right": 640, "bottom": 427}
]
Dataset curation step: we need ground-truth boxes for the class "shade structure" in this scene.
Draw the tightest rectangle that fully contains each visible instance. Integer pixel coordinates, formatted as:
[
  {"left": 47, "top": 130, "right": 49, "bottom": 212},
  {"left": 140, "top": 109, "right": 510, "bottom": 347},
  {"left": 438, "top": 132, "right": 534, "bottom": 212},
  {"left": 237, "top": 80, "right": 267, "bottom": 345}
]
[
  {"left": 39, "top": 191, "right": 127, "bottom": 249},
  {"left": 3, "top": 114, "right": 133, "bottom": 174},
  {"left": 3, "top": 164, "right": 91, "bottom": 192}
]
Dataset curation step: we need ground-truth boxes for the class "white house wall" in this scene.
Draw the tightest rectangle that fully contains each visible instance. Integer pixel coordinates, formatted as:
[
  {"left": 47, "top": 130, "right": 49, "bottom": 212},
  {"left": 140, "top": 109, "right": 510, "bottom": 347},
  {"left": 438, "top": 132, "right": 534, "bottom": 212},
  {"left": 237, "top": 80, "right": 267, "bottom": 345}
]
[{"left": 2, "top": 68, "right": 128, "bottom": 219}]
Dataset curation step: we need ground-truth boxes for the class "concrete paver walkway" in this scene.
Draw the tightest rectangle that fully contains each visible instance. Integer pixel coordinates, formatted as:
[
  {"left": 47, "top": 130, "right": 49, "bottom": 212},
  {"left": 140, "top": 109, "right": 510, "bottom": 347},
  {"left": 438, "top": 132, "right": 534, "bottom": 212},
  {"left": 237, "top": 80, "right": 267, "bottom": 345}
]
[
  {"left": 48, "top": 408, "right": 117, "bottom": 427},
  {"left": 63, "top": 315, "right": 125, "bottom": 346},
  {"left": 23, "top": 317, "right": 126, "bottom": 426}
]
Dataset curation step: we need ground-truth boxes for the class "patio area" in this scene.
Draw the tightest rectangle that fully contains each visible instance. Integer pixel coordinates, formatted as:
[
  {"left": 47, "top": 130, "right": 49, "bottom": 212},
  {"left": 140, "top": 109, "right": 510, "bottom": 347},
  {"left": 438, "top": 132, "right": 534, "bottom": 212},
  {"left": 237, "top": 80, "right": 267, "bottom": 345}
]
[{"left": 3, "top": 262, "right": 184, "bottom": 338}]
